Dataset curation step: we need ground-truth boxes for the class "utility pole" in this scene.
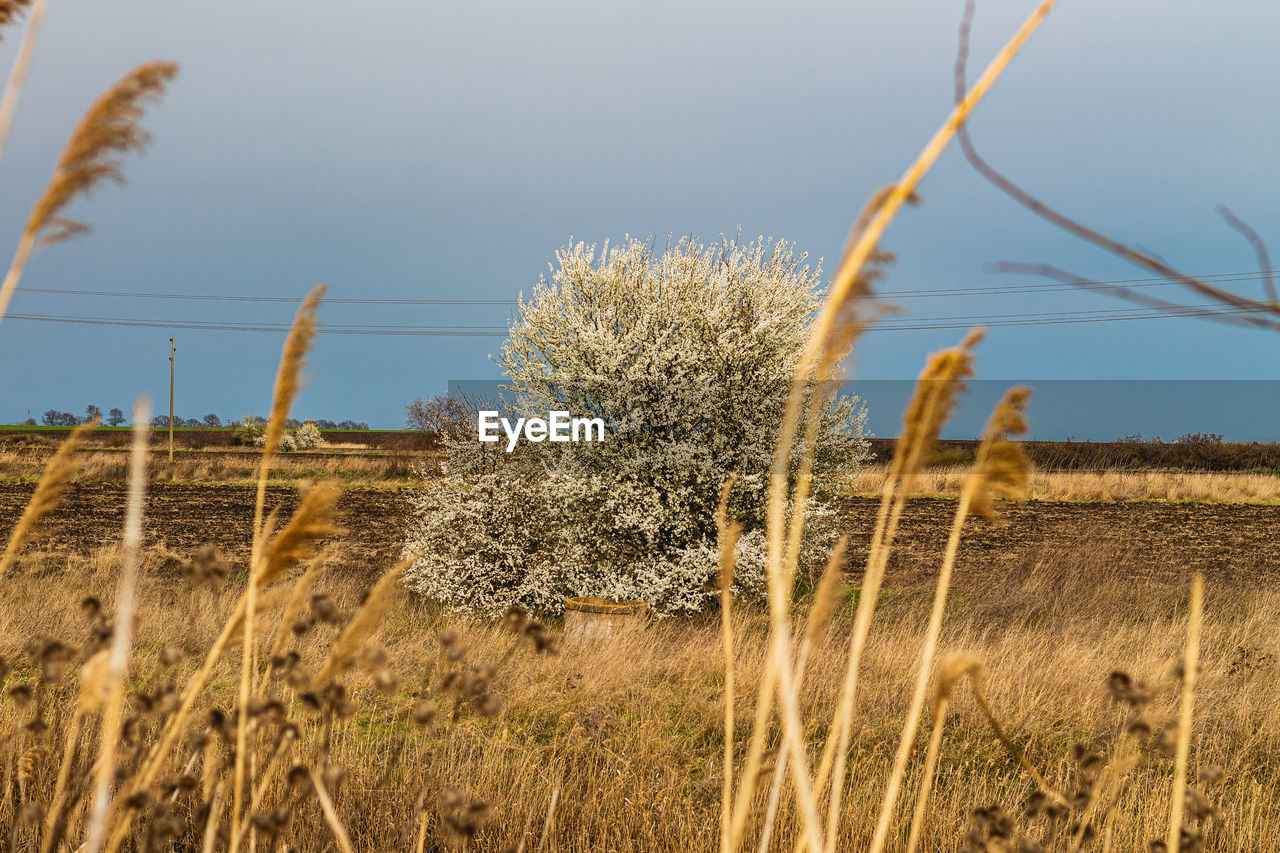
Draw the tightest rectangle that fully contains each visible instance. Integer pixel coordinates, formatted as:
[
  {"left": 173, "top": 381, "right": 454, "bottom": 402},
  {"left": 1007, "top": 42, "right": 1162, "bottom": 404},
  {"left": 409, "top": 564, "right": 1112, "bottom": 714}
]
[{"left": 169, "top": 336, "right": 175, "bottom": 462}]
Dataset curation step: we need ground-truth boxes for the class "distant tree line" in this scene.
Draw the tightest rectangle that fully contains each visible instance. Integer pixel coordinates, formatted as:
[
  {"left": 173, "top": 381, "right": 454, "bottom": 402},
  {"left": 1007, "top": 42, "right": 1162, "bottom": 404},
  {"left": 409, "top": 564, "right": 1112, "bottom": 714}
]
[{"left": 35, "top": 407, "right": 368, "bottom": 430}]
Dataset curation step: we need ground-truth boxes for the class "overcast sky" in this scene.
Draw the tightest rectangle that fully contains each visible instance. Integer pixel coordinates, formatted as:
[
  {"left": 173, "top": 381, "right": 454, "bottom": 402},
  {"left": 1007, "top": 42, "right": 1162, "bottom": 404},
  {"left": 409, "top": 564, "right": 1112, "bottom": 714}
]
[{"left": 0, "top": 0, "right": 1276, "bottom": 431}]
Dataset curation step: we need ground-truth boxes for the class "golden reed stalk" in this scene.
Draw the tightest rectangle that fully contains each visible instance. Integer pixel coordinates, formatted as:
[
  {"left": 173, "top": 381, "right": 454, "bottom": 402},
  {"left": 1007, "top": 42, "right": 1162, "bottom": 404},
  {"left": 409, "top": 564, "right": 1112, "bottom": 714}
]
[
  {"left": 83, "top": 399, "right": 150, "bottom": 853},
  {"left": 231, "top": 285, "right": 325, "bottom": 853},
  {"left": 904, "top": 655, "right": 982, "bottom": 853},
  {"left": 717, "top": 478, "right": 741, "bottom": 853},
  {"left": 868, "top": 388, "right": 1031, "bottom": 853},
  {"left": 754, "top": 2, "right": 1057, "bottom": 847}
]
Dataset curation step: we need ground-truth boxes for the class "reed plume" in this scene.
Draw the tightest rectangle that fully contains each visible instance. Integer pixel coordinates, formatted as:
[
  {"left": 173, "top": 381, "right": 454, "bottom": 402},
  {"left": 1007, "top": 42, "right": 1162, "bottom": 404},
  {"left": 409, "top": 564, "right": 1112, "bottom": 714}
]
[
  {"left": 0, "top": 419, "right": 95, "bottom": 578},
  {"left": 869, "top": 386, "right": 1031, "bottom": 853},
  {"left": 0, "top": 0, "right": 34, "bottom": 29},
  {"left": 233, "top": 284, "right": 325, "bottom": 853},
  {"left": 258, "top": 481, "right": 340, "bottom": 590},
  {"left": 813, "top": 331, "right": 983, "bottom": 845},
  {"left": 0, "top": 61, "right": 178, "bottom": 325}
]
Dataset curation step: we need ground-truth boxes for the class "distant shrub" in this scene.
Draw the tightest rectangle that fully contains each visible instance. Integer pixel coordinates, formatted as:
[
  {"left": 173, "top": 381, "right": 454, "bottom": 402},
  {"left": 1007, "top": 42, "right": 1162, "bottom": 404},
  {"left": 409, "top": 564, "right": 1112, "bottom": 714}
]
[
  {"left": 294, "top": 421, "right": 326, "bottom": 450},
  {"left": 233, "top": 414, "right": 265, "bottom": 447}
]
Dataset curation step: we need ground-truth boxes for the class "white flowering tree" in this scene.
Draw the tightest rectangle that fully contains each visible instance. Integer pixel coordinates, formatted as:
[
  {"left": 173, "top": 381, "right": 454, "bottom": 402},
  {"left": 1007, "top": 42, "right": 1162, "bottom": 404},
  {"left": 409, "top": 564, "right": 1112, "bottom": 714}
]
[{"left": 404, "top": 236, "right": 869, "bottom": 616}]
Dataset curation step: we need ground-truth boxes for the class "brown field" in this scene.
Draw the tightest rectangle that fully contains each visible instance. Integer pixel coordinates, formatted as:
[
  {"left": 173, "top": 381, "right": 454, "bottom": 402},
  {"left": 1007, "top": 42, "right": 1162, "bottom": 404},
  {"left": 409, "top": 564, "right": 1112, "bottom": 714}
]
[{"left": 1, "top": 477, "right": 1277, "bottom": 850}]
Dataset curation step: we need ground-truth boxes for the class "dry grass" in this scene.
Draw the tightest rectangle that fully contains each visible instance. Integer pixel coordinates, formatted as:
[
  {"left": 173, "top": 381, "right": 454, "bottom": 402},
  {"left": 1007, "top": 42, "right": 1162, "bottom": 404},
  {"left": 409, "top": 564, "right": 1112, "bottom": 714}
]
[
  {"left": 0, "top": 447, "right": 432, "bottom": 486},
  {"left": 843, "top": 465, "right": 1280, "bottom": 504},
  {"left": 0, "top": 541, "right": 1273, "bottom": 851}
]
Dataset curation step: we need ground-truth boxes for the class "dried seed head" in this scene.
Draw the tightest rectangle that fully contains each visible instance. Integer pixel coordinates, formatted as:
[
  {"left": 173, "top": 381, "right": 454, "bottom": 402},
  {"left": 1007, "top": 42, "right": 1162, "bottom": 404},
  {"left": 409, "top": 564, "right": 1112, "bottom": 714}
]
[
  {"left": 80, "top": 596, "right": 103, "bottom": 619},
  {"left": 287, "top": 765, "right": 311, "bottom": 789},
  {"left": 159, "top": 645, "right": 184, "bottom": 667},
  {"left": 310, "top": 595, "right": 340, "bottom": 624},
  {"left": 78, "top": 650, "right": 111, "bottom": 712},
  {"left": 184, "top": 545, "right": 229, "bottom": 587},
  {"left": 1125, "top": 715, "right": 1153, "bottom": 739},
  {"left": 1197, "top": 765, "right": 1225, "bottom": 785},
  {"left": 1183, "top": 787, "right": 1219, "bottom": 822},
  {"left": 1107, "top": 670, "right": 1153, "bottom": 706},
  {"left": 411, "top": 700, "right": 437, "bottom": 727},
  {"left": 936, "top": 653, "right": 982, "bottom": 703},
  {"left": 285, "top": 663, "right": 313, "bottom": 691},
  {"left": 969, "top": 387, "right": 1033, "bottom": 521},
  {"left": 0, "top": 2, "right": 34, "bottom": 32},
  {"left": 893, "top": 330, "right": 983, "bottom": 486},
  {"left": 502, "top": 604, "right": 528, "bottom": 633},
  {"left": 372, "top": 668, "right": 397, "bottom": 693},
  {"left": 9, "top": 683, "right": 34, "bottom": 707},
  {"left": 359, "top": 645, "right": 388, "bottom": 669},
  {"left": 522, "top": 621, "right": 556, "bottom": 654},
  {"left": 0, "top": 422, "right": 98, "bottom": 578},
  {"left": 258, "top": 482, "right": 341, "bottom": 589},
  {"left": 475, "top": 693, "right": 502, "bottom": 717}
]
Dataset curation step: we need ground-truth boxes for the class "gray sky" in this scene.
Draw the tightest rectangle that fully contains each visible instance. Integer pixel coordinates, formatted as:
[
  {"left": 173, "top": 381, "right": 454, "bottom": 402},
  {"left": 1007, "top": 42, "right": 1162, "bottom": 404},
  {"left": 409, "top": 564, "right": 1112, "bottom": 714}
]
[{"left": 0, "top": 0, "right": 1276, "bottom": 431}]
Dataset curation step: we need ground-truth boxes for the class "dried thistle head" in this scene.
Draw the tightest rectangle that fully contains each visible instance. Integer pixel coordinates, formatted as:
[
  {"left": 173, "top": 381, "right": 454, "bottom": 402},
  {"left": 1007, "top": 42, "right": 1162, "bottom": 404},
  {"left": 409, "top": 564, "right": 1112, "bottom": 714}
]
[
  {"left": 1106, "top": 670, "right": 1153, "bottom": 707},
  {"left": 968, "top": 386, "right": 1034, "bottom": 521},
  {"left": 892, "top": 329, "right": 983, "bottom": 485},
  {"left": 27, "top": 62, "right": 178, "bottom": 246}
]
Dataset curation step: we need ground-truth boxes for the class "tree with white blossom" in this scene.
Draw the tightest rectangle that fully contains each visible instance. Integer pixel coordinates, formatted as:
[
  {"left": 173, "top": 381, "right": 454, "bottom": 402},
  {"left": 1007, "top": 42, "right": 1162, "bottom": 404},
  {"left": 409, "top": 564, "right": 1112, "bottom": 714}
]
[{"left": 404, "top": 235, "right": 869, "bottom": 616}]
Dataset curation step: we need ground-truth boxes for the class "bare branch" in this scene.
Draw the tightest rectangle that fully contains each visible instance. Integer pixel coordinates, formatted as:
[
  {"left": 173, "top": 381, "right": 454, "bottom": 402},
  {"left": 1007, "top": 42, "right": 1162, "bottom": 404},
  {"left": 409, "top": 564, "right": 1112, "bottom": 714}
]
[{"left": 954, "top": 0, "right": 1280, "bottom": 327}]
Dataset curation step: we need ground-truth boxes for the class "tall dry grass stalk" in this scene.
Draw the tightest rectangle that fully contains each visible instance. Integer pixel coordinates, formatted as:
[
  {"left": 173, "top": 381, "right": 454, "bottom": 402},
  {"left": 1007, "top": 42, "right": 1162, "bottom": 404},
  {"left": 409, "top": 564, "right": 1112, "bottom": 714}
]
[
  {"left": 815, "top": 331, "right": 982, "bottom": 847},
  {"left": 0, "top": 61, "right": 177, "bottom": 325},
  {"left": 0, "top": 0, "right": 44, "bottom": 170},
  {"left": 729, "top": 2, "right": 1057, "bottom": 848},
  {"left": 904, "top": 654, "right": 982, "bottom": 853},
  {"left": 716, "top": 478, "right": 741, "bottom": 853},
  {"left": 1167, "top": 572, "right": 1204, "bottom": 851},
  {"left": 0, "top": 418, "right": 95, "bottom": 577},
  {"left": 232, "top": 284, "right": 324, "bottom": 853},
  {"left": 83, "top": 399, "right": 150, "bottom": 853},
  {"left": 868, "top": 387, "right": 1031, "bottom": 853},
  {"left": 310, "top": 768, "right": 356, "bottom": 853}
]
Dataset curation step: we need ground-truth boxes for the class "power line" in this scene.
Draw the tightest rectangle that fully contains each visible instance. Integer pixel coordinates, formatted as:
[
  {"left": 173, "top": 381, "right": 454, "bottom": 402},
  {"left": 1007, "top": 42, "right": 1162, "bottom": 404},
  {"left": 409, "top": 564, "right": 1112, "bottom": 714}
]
[
  {"left": 0, "top": 303, "right": 1264, "bottom": 337},
  {"left": 12, "top": 268, "right": 1280, "bottom": 305},
  {"left": 14, "top": 287, "right": 516, "bottom": 305},
  {"left": 2, "top": 313, "right": 508, "bottom": 336}
]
